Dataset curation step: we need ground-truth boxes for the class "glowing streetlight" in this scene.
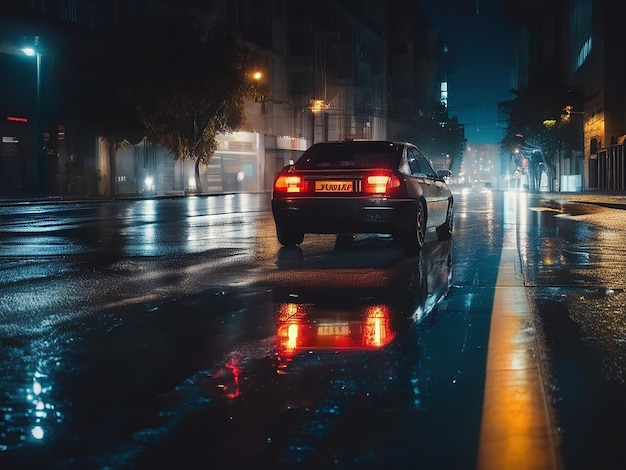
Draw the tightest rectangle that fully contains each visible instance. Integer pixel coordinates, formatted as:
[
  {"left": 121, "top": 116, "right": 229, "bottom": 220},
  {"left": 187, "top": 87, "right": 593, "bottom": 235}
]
[
  {"left": 248, "top": 70, "right": 268, "bottom": 103},
  {"left": 309, "top": 99, "right": 328, "bottom": 113}
]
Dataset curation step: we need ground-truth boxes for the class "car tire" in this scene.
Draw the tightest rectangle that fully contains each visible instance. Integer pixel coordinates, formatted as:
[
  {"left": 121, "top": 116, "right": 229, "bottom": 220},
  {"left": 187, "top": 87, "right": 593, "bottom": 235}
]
[
  {"left": 436, "top": 199, "right": 453, "bottom": 241},
  {"left": 276, "top": 226, "right": 304, "bottom": 246},
  {"left": 401, "top": 200, "right": 426, "bottom": 256}
]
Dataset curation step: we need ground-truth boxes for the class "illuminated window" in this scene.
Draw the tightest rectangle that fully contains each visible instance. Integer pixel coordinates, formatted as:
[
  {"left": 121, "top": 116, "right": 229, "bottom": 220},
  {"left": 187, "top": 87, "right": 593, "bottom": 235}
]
[
  {"left": 571, "top": 0, "right": 592, "bottom": 71},
  {"left": 577, "top": 36, "right": 592, "bottom": 69},
  {"left": 440, "top": 81, "right": 448, "bottom": 106}
]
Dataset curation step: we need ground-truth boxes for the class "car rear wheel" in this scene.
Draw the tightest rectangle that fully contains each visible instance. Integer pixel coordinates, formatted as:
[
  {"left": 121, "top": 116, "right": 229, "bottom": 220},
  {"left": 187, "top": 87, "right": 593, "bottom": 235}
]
[
  {"left": 276, "top": 225, "right": 304, "bottom": 246},
  {"left": 401, "top": 200, "right": 426, "bottom": 256},
  {"left": 436, "top": 199, "right": 453, "bottom": 241}
]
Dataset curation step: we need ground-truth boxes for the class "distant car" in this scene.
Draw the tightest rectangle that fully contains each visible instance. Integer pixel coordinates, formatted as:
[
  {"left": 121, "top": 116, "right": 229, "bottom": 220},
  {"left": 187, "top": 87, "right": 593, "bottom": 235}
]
[{"left": 271, "top": 140, "right": 454, "bottom": 255}]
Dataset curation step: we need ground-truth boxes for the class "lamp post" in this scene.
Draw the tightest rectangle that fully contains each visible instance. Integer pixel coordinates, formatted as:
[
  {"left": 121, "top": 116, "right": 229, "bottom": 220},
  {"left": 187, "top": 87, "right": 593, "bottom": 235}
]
[
  {"left": 21, "top": 43, "right": 40, "bottom": 124},
  {"left": 21, "top": 36, "right": 44, "bottom": 193}
]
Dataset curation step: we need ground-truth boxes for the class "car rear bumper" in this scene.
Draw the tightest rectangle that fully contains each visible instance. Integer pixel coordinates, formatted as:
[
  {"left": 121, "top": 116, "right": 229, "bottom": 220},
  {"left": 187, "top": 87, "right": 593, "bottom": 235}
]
[{"left": 271, "top": 197, "right": 417, "bottom": 235}]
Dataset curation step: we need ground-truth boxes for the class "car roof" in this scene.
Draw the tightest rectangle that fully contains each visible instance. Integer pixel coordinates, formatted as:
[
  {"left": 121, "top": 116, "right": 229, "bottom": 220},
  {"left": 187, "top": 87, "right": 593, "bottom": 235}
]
[
  {"left": 295, "top": 140, "right": 410, "bottom": 170},
  {"left": 309, "top": 140, "right": 412, "bottom": 150}
]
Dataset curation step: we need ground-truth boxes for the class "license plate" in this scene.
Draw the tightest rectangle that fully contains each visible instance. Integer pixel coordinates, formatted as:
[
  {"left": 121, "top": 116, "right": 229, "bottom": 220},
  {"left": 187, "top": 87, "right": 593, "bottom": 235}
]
[
  {"left": 315, "top": 180, "right": 354, "bottom": 192},
  {"left": 318, "top": 323, "right": 350, "bottom": 336}
]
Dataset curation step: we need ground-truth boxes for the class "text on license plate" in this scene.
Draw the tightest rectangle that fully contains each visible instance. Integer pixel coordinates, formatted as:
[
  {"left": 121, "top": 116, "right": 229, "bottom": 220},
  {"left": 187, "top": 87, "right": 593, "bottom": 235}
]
[
  {"left": 318, "top": 323, "right": 350, "bottom": 336},
  {"left": 315, "top": 181, "right": 354, "bottom": 192}
]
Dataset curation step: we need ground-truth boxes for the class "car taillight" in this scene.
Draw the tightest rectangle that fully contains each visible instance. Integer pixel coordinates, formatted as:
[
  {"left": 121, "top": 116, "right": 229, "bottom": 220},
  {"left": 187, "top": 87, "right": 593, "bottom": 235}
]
[
  {"left": 365, "top": 174, "right": 401, "bottom": 194},
  {"left": 274, "top": 174, "right": 304, "bottom": 193}
]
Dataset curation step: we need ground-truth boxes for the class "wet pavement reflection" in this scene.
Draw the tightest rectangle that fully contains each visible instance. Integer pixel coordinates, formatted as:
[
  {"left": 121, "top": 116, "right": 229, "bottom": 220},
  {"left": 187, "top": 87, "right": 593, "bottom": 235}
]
[
  {"left": 1, "top": 233, "right": 468, "bottom": 469},
  {"left": 1, "top": 190, "right": 561, "bottom": 469},
  {"left": 180, "top": 239, "right": 457, "bottom": 468},
  {"left": 269, "top": 238, "right": 451, "bottom": 365},
  {"left": 15, "top": 190, "right": 626, "bottom": 468},
  {"left": 526, "top": 193, "right": 626, "bottom": 470}
]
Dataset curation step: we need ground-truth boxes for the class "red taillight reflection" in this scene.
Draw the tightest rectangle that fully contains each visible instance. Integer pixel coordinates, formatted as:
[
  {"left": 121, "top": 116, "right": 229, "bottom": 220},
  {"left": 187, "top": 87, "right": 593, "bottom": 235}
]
[
  {"left": 212, "top": 362, "right": 242, "bottom": 399},
  {"left": 363, "top": 305, "right": 394, "bottom": 348},
  {"left": 365, "top": 174, "right": 401, "bottom": 194},
  {"left": 275, "top": 302, "right": 395, "bottom": 355},
  {"left": 276, "top": 302, "right": 310, "bottom": 356},
  {"left": 274, "top": 175, "right": 304, "bottom": 193},
  {"left": 277, "top": 322, "right": 300, "bottom": 352}
]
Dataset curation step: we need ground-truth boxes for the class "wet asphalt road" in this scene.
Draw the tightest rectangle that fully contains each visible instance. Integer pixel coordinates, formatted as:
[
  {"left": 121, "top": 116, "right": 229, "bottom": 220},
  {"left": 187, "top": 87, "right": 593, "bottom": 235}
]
[{"left": 1, "top": 190, "right": 626, "bottom": 468}]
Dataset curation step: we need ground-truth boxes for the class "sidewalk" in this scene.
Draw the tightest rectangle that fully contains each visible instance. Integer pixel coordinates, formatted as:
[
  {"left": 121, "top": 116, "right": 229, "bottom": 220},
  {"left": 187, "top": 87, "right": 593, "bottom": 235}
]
[
  {"left": 0, "top": 190, "right": 265, "bottom": 207},
  {"left": 538, "top": 191, "right": 626, "bottom": 210}
]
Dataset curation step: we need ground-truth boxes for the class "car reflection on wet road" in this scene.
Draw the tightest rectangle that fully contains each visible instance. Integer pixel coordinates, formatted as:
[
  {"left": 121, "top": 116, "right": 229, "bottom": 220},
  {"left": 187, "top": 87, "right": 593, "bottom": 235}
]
[
  {"left": 269, "top": 239, "right": 451, "bottom": 366},
  {"left": 149, "top": 239, "right": 460, "bottom": 469}
]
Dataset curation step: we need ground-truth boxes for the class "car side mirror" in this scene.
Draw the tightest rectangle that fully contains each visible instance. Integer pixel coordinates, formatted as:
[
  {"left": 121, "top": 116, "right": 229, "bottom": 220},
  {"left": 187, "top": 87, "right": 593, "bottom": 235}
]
[{"left": 437, "top": 169, "right": 452, "bottom": 180}]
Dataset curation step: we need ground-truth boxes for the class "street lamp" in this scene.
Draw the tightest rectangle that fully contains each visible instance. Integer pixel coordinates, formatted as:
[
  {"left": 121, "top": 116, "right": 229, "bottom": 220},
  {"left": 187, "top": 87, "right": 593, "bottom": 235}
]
[
  {"left": 21, "top": 37, "right": 41, "bottom": 130},
  {"left": 248, "top": 69, "right": 269, "bottom": 103},
  {"left": 21, "top": 36, "right": 45, "bottom": 192}
]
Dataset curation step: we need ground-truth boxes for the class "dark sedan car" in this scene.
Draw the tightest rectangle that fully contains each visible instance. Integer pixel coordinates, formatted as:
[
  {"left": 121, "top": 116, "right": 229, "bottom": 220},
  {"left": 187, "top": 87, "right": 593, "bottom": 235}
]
[{"left": 271, "top": 140, "right": 454, "bottom": 255}]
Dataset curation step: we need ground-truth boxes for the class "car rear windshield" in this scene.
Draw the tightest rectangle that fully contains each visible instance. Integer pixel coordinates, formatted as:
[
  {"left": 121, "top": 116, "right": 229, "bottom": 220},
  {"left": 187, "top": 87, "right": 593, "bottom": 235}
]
[{"left": 294, "top": 142, "right": 402, "bottom": 170}]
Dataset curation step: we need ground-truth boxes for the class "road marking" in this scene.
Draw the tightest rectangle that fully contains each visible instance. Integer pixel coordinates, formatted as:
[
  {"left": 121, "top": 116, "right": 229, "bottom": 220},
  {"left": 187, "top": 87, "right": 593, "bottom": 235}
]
[{"left": 477, "top": 193, "right": 562, "bottom": 470}]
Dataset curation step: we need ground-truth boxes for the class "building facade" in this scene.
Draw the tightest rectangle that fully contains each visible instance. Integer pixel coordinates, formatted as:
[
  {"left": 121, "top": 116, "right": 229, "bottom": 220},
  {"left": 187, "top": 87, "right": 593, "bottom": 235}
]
[
  {"left": 571, "top": 0, "right": 626, "bottom": 190},
  {"left": 0, "top": 0, "right": 445, "bottom": 198},
  {"left": 512, "top": 0, "right": 626, "bottom": 191}
]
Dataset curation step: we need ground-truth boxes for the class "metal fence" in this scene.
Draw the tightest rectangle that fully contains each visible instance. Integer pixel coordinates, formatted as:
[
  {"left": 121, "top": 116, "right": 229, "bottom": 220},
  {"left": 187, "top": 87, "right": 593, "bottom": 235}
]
[{"left": 591, "top": 143, "right": 626, "bottom": 191}]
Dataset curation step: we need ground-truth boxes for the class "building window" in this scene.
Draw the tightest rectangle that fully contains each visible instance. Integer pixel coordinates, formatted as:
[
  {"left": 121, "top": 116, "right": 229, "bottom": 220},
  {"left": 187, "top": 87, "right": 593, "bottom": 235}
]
[
  {"left": 570, "top": 0, "right": 593, "bottom": 71},
  {"left": 58, "top": 0, "right": 79, "bottom": 23},
  {"left": 576, "top": 36, "right": 592, "bottom": 69},
  {"left": 440, "top": 81, "right": 448, "bottom": 107}
]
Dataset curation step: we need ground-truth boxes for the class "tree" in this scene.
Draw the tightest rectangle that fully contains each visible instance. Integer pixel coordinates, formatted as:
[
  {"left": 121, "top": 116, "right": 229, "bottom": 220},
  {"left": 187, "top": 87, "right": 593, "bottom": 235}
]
[
  {"left": 73, "top": 13, "right": 266, "bottom": 197},
  {"left": 89, "top": 58, "right": 145, "bottom": 199},
  {"left": 501, "top": 79, "right": 582, "bottom": 190},
  {"left": 393, "top": 103, "right": 466, "bottom": 174},
  {"left": 61, "top": 30, "right": 146, "bottom": 198},
  {"left": 123, "top": 15, "right": 263, "bottom": 193}
]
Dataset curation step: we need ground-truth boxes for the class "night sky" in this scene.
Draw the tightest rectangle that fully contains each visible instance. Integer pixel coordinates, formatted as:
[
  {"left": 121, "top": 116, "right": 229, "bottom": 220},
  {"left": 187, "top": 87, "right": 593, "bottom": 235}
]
[{"left": 420, "top": 0, "right": 518, "bottom": 145}]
